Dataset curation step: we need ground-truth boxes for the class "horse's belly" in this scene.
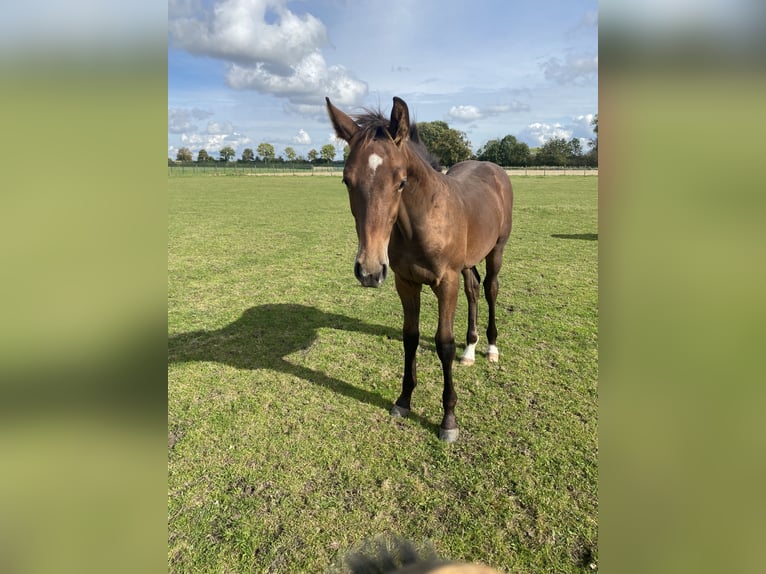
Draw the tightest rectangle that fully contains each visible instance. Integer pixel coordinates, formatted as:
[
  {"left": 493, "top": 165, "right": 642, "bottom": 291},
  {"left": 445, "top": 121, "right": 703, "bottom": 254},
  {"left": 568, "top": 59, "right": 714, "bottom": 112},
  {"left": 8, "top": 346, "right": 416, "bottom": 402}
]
[{"left": 464, "top": 234, "right": 502, "bottom": 267}]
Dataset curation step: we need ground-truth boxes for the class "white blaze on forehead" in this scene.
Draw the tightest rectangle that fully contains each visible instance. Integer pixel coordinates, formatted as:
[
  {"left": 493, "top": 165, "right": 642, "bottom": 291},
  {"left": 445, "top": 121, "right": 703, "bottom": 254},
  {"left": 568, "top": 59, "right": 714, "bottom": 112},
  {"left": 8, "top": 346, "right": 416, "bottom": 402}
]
[{"left": 368, "top": 153, "right": 383, "bottom": 174}]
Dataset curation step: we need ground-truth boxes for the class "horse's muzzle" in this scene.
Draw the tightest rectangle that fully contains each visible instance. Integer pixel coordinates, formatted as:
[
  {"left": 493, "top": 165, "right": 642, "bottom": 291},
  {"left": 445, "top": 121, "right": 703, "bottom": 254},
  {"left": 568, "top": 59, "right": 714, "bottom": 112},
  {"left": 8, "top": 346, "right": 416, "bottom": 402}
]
[{"left": 354, "top": 261, "right": 388, "bottom": 288}]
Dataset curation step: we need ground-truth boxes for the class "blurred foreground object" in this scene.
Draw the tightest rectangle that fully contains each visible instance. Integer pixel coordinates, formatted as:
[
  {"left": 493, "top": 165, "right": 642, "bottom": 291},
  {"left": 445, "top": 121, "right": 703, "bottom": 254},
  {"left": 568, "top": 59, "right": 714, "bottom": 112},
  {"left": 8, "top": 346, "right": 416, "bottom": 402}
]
[
  {"left": 329, "top": 536, "right": 503, "bottom": 574},
  {"left": 0, "top": 3, "right": 167, "bottom": 574},
  {"left": 600, "top": 2, "right": 766, "bottom": 574}
]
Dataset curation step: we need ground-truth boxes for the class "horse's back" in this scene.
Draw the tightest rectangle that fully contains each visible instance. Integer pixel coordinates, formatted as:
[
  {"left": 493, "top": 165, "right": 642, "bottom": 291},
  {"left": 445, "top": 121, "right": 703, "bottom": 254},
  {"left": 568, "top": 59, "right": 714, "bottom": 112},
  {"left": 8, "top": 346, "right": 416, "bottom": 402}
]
[{"left": 446, "top": 160, "right": 513, "bottom": 243}]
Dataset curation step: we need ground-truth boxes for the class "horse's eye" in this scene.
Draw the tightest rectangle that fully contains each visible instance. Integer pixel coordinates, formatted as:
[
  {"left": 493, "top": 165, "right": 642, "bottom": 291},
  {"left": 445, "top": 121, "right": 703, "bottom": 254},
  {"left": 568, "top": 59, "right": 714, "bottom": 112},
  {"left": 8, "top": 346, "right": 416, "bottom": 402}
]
[{"left": 398, "top": 179, "right": 407, "bottom": 190}]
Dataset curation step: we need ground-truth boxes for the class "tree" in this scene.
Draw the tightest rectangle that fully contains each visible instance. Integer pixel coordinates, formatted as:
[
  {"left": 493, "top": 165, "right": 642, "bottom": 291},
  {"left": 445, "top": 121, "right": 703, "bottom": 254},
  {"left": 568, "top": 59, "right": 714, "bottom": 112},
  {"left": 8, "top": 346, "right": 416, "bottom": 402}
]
[
  {"left": 176, "top": 147, "right": 193, "bottom": 162},
  {"left": 219, "top": 146, "right": 235, "bottom": 162},
  {"left": 241, "top": 148, "right": 255, "bottom": 162},
  {"left": 534, "top": 137, "right": 570, "bottom": 166},
  {"left": 416, "top": 121, "right": 472, "bottom": 167},
  {"left": 503, "top": 135, "right": 531, "bottom": 166},
  {"left": 257, "top": 142, "right": 275, "bottom": 162},
  {"left": 477, "top": 135, "right": 530, "bottom": 166},
  {"left": 320, "top": 144, "right": 336, "bottom": 163},
  {"left": 568, "top": 138, "right": 583, "bottom": 166},
  {"left": 197, "top": 149, "right": 211, "bottom": 163},
  {"left": 283, "top": 146, "right": 297, "bottom": 162},
  {"left": 590, "top": 114, "right": 598, "bottom": 150},
  {"left": 476, "top": 138, "right": 502, "bottom": 165},
  {"left": 586, "top": 114, "right": 598, "bottom": 167},
  {"left": 307, "top": 149, "right": 318, "bottom": 163}
]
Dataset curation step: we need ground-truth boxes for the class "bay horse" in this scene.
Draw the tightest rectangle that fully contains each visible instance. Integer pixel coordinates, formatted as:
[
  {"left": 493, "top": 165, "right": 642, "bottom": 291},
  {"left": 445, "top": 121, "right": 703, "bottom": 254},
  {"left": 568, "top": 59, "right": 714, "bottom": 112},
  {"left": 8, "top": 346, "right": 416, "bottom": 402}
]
[{"left": 326, "top": 96, "right": 513, "bottom": 442}]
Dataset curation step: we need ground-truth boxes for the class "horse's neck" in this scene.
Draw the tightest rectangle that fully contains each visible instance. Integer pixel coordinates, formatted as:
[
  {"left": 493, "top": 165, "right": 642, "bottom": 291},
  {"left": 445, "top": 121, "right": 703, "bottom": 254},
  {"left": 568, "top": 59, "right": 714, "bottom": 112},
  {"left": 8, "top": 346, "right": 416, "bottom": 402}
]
[{"left": 396, "top": 155, "right": 450, "bottom": 238}]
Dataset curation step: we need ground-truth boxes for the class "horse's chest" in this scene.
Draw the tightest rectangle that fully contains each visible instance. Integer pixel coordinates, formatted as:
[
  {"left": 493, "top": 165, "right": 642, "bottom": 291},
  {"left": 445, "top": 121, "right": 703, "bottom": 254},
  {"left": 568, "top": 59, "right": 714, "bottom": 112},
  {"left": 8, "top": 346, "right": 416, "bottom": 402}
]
[{"left": 389, "top": 231, "right": 449, "bottom": 285}]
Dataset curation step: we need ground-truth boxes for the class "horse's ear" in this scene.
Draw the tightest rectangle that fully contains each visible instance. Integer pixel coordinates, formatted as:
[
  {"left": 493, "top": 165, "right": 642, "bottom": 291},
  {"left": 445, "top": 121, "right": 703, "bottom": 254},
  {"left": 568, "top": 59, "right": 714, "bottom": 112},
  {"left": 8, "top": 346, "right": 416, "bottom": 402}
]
[
  {"left": 326, "top": 97, "right": 358, "bottom": 142},
  {"left": 389, "top": 97, "right": 410, "bottom": 145}
]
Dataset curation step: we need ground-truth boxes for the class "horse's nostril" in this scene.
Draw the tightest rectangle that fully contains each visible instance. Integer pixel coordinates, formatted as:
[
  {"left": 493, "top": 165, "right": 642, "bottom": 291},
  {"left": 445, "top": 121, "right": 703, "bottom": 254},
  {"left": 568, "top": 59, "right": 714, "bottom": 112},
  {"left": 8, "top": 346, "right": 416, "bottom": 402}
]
[{"left": 354, "top": 260, "right": 388, "bottom": 287}]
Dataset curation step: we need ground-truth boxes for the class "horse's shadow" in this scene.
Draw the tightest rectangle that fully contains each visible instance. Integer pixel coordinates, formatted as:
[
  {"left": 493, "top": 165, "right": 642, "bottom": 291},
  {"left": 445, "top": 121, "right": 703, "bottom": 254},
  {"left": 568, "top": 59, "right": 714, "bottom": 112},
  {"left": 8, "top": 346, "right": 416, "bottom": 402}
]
[
  {"left": 551, "top": 233, "right": 598, "bottom": 241},
  {"left": 168, "top": 304, "right": 438, "bottom": 434}
]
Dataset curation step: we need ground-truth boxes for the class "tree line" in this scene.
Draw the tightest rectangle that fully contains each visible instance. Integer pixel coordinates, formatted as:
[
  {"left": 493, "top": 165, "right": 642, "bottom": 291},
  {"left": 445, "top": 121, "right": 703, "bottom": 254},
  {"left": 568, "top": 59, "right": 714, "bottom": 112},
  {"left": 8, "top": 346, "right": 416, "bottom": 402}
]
[
  {"left": 423, "top": 115, "right": 598, "bottom": 167},
  {"left": 171, "top": 142, "right": 341, "bottom": 166},
  {"left": 170, "top": 116, "right": 598, "bottom": 168}
]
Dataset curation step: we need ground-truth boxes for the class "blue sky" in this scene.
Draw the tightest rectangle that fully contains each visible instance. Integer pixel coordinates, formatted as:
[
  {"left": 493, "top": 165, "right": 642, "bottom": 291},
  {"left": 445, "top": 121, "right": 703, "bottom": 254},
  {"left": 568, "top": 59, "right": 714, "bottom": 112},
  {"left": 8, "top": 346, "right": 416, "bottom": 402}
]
[{"left": 168, "top": 0, "right": 598, "bottom": 160}]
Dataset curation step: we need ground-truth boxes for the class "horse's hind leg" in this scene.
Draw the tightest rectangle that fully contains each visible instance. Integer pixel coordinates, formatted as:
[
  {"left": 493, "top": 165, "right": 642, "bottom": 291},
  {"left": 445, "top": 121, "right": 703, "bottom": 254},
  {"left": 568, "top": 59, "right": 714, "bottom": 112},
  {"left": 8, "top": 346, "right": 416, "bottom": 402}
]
[
  {"left": 460, "top": 267, "right": 481, "bottom": 366},
  {"left": 484, "top": 245, "right": 506, "bottom": 362}
]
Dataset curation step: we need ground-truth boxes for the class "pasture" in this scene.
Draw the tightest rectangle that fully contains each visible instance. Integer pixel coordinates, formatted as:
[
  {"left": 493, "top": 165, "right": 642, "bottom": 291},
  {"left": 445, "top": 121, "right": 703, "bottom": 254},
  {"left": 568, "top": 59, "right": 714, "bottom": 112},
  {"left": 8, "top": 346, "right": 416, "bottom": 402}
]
[{"left": 168, "top": 175, "right": 598, "bottom": 572}]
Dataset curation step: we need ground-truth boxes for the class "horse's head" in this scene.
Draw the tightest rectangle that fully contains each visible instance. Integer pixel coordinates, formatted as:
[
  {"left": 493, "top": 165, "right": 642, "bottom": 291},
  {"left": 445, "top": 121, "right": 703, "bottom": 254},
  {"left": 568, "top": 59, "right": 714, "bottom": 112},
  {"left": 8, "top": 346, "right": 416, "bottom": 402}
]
[{"left": 326, "top": 96, "right": 413, "bottom": 288}]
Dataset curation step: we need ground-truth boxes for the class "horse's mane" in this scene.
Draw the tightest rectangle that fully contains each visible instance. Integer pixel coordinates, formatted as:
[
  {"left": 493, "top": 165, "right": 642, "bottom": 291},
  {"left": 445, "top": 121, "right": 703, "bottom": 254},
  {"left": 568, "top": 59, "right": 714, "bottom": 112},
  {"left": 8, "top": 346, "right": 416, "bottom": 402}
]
[{"left": 353, "top": 109, "right": 443, "bottom": 172}]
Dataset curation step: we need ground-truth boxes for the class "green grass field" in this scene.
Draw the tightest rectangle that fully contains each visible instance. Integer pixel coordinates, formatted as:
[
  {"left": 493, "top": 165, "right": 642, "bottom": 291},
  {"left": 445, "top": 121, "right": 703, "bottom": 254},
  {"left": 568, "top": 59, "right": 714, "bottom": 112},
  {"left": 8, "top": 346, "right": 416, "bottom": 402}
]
[{"left": 168, "top": 175, "right": 597, "bottom": 573}]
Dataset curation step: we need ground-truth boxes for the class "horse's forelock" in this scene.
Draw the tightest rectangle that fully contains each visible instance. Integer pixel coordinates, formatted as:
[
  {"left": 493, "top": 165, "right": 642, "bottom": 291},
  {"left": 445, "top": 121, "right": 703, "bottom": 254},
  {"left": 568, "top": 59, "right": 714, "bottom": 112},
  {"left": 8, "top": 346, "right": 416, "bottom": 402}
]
[
  {"left": 351, "top": 109, "right": 441, "bottom": 172},
  {"left": 353, "top": 109, "right": 392, "bottom": 143}
]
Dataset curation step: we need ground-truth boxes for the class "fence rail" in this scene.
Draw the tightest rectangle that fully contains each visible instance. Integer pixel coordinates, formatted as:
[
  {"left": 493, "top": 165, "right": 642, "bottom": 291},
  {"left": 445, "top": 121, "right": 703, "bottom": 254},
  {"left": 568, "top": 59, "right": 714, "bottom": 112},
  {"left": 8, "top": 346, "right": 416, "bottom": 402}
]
[
  {"left": 503, "top": 167, "right": 598, "bottom": 176},
  {"left": 167, "top": 164, "right": 597, "bottom": 177},
  {"left": 167, "top": 164, "right": 333, "bottom": 177}
]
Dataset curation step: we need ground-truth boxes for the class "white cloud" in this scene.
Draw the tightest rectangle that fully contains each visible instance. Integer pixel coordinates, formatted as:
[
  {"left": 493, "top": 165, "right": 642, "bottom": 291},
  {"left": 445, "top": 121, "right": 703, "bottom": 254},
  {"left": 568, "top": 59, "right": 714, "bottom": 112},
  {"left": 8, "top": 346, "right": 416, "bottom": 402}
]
[
  {"left": 448, "top": 101, "right": 530, "bottom": 123},
  {"left": 486, "top": 101, "right": 530, "bottom": 114},
  {"left": 224, "top": 133, "right": 253, "bottom": 151},
  {"left": 448, "top": 105, "right": 482, "bottom": 121},
  {"left": 541, "top": 53, "right": 598, "bottom": 85},
  {"left": 169, "top": 0, "right": 367, "bottom": 112},
  {"left": 177, "top": 123, "right": 252, "bottom": 155},
  {"left": 168, "top": 107, "right": 214, "bottom": 134},
  {"left": 206, "top": 121, "right": 234, "bottom": 135},
  {"left": 574, "top": 114, "right": 596, "bottom": 133},
  {"left": 521, "top": 122, "right": 573, "bottom": 146},
  {"left": 520, "top": 114, "right": 597, "bottom": 147},
  {"left": 284, "top": 102, "right": 327, "bottom": 116},
  {"left": 226, "top": 52, "right": 366, "bottom": 108},
  {"left": 169, "top": 109, "right": 246, "bottom": 157},
  {"left": 169, "top": 0, "right": 327, "bottom": 67},
  {"left": 292, "top": 129, "right": 311, "bottom": 145}
]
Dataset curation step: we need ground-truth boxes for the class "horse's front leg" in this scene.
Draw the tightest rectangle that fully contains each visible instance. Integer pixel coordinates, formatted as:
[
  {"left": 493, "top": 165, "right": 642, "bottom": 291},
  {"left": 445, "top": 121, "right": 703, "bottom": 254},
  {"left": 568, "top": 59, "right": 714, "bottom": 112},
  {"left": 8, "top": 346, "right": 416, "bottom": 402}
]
[
  {"left": 391, "top": 274, "right": 421, "bottom": 417},
  {"left": 432, "top": 274, "right": 460, "bottom": 442}
]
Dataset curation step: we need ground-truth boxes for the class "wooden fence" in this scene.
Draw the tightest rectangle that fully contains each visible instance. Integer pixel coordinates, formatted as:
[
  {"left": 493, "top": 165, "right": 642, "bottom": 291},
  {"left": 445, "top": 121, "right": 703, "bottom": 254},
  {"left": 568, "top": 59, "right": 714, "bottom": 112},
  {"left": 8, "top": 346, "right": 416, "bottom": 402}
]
[{"left": 167, "top": 164, "right": 597, "bottom": 177}]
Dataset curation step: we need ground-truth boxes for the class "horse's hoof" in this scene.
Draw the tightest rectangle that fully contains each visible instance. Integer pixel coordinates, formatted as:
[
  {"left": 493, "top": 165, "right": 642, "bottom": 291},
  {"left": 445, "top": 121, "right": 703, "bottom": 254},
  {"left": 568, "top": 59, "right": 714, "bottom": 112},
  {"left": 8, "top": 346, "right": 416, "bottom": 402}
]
[
  {"left": 439, "top": 427, "right": 459, "bottom": 442},
  {"left": 390, "top": 405, "right": 410, "bottom": 418},
  {"left": 487, "top": 352, "right": 499, "bottom": 363},
  {"left": 459, "top": 357, "right": 475, "bottom": 366}
]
